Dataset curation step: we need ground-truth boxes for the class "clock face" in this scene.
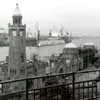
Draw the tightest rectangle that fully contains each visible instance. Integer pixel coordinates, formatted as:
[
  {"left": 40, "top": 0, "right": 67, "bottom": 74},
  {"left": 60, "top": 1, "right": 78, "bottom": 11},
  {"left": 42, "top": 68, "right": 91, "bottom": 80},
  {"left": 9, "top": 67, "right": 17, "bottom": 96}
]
[
  {"left": 66, "top": 59, "right": 70, "bottom": 64},
  {"left": 13, "top": 31, "right": 17, "bottom": 36},
  {"left": 20, "top": 31, "right": 23, "bottom": 36}
]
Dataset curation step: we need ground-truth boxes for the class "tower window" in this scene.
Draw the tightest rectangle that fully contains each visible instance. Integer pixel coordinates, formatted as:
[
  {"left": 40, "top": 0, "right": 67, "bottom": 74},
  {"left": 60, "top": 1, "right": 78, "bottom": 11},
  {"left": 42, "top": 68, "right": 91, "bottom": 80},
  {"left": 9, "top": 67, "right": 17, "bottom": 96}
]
[
  {"left": 17, "top": 33, "right": 20, "bottom": 36},
  {"left": 13, "top": 31, "right": 17, "bottom": 37},
  {"left": 20, "top": 31, "right": 23, "bottom": 36}
]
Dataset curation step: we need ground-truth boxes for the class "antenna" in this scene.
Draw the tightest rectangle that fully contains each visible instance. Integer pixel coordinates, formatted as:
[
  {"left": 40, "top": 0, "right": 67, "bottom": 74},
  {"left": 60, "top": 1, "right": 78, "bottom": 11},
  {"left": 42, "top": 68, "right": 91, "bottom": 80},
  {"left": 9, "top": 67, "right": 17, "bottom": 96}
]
[
  {"left": 60, "top": 25, "right": 64, "bottom": 36},
  {"left": 34, "top": 21, "right": 40, "bottom": 47},
  {"left": 49, "top": 29, "right": 52, "bottom": 37},
  {"left": 52, "top": 25, "right": 56, "bottom": 32},
  {"left": 27, "top": 27, "right": 32, "bottom": 38},
  {"left": 16, "top": 3, "right": 19, "bottom": 7},
  {"left": 35, "top": 21, "right": 39, "bottom": 31},
  {"left": 35, "top": 21, "right": 40, "bottom": 40}
]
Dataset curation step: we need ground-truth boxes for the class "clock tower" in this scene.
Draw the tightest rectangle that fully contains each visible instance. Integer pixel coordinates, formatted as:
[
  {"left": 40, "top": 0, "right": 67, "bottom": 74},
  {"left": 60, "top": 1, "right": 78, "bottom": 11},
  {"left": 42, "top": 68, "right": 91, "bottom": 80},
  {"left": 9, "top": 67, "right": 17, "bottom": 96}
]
[{"left": 8, "top": 4, "right": 26, "bottom": 80}]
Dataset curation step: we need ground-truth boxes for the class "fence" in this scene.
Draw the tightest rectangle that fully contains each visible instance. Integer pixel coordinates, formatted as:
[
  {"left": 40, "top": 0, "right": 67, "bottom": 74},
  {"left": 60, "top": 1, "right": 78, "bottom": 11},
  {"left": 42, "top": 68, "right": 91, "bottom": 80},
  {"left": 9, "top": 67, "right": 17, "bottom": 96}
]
[{"left": 0, "top": 69, "right": 100, "bottom": 100}]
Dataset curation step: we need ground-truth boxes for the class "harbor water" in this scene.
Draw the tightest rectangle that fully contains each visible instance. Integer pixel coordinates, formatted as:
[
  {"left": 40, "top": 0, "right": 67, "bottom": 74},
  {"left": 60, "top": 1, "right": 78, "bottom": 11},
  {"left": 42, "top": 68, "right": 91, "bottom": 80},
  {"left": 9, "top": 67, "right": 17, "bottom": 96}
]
[{"left": 0, "top": 37, "right": 99, "bottom": 61}]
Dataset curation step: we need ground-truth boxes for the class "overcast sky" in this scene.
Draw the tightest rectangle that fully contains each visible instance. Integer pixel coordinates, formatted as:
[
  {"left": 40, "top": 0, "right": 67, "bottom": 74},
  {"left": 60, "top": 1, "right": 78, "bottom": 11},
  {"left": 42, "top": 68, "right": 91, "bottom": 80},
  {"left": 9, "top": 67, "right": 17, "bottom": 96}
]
[{"left": 0, "top": 0, "right": 100, "bottom": 36}]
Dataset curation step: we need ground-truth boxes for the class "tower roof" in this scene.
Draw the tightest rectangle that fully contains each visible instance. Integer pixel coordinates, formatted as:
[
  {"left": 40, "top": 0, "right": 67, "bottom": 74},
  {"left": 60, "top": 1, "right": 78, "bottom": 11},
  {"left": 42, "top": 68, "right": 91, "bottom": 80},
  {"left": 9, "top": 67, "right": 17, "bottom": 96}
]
[
  {"left": 13, "top": 3, "right": 22, "bottom": 16},
  {"left": 64, "top": 43, "right": 77, "bottom": 48}
]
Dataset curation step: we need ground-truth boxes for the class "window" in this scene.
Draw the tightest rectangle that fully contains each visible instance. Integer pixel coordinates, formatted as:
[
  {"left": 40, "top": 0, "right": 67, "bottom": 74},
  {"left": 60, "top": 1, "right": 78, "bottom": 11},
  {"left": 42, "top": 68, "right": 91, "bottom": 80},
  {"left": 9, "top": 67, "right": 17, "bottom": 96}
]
[
  {"left": 10, "top": 68, "right": 16, "bottom": 76},
  {"left": 20, "top": 31, "right": 23, "bottom": 36},
  {"left": 20, "top": 66, "right": 25, "bottom": 75},
  {"left": 17, "top": 32, "right": 23, "bottom": 37},
  {"left": 59, "top": 68, "right": 64, "bottom": 73}
]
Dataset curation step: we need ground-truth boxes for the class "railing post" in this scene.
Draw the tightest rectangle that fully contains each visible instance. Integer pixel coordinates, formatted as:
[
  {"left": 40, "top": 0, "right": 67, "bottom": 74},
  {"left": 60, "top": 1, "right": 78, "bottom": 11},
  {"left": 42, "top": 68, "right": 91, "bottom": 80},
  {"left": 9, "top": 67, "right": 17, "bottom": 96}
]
[
  {"left": 72, "top": 72, "right": 75, "bottom": 100},
  {"left": 1, "top": 83, "right": 3, "bottom": 93},
  {"left": 26, "top": 79, "right": 28, "bottom": 100}
]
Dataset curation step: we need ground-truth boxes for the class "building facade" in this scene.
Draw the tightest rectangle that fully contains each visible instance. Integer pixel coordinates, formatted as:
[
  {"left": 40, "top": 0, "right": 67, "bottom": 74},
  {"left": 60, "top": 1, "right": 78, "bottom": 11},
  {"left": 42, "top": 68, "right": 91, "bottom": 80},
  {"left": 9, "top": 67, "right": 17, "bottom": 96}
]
[
  {"left": 49, "top": 43, "right": 83, "bottom": 74},
  {"left": 8, "top": 4, "right": 26, "bottom": 80}
]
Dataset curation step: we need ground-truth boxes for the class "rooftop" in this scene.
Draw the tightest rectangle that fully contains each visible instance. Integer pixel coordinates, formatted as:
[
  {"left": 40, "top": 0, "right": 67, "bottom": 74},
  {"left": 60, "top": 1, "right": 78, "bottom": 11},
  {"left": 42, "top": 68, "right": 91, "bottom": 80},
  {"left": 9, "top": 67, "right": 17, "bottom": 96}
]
[{"left": 13, "top": 3, "right": 21, "bottom": 16}]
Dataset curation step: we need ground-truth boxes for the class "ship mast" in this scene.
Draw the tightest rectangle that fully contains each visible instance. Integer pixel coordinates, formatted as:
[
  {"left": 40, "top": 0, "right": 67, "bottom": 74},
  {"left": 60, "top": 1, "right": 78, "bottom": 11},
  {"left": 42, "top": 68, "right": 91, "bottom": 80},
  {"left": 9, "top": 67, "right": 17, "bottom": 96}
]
[{"left": 35, "top": 22, "right": 40, "bottom": 46}]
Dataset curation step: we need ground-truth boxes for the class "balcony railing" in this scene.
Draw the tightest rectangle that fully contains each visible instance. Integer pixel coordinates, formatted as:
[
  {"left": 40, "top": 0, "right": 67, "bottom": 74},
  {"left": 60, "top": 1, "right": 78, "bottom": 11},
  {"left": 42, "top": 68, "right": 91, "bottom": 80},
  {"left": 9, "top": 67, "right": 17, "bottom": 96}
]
[{"left": 0, "top": 69, "right": 100, "bottom": 100}]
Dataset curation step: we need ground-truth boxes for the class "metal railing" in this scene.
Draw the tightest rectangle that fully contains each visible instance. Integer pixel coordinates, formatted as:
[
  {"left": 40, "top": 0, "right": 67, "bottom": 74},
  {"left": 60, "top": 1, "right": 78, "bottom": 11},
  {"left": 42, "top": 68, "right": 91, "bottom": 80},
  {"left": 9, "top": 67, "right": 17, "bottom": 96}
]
[{"left": 0, "top": 69, "right": 100, "bottom": 100}]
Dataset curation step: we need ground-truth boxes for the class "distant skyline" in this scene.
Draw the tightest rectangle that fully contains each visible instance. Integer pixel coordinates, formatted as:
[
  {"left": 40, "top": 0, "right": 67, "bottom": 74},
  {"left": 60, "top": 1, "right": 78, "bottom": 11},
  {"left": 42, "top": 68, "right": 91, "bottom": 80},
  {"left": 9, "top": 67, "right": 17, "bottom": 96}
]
[{"left": 0, "top": 0, "right": 100, "bottom": 36}]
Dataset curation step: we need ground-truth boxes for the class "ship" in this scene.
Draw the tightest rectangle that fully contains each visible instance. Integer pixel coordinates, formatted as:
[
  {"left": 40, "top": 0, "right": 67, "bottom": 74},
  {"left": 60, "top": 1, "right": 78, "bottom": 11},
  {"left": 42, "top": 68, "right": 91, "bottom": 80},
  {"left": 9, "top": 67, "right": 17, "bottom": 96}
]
[
  {"left": 38, "top": 39, "right": 65, "bottom": 47},
  {"left": 37, "top": 31, "right": 72, "bottom": 47}
]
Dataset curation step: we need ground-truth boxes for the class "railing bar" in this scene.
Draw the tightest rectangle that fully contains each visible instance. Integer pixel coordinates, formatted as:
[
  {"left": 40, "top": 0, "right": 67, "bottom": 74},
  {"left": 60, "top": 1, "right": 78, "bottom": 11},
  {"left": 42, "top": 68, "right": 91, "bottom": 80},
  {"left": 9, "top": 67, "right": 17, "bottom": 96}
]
[
  {"left": 83, "top": 82, "right": 84, "bottom": 100},
  {"left": 96, "top": 83, "right": 97, "bottom": 100},
  {"left": 1, "top": 83, "right": 3, "bottom": 93},
  {"left": 61, "top": 86, "right": 63, "bottom": 100},
  {"left": 1, "top": 69, "right": 100, "bottom": 100},
  {"left": 40, "top": 89, "right": 41, "bottom": 100},
  {"left": 33, "top": 89, "right": 35, "bottom": 100},
  {"left": 92, "top": 82, "right": 93, "bottom": 99},
  {"left": 26, "top": 79, "right": 28, "bottom": 100},
  {"left": 45, "top": 88, "right": 47, "bottom": 100},
  {"left": 76, "top": 69, "right": 100, "bottom": 74},
  {"left": 72, "top": 72, "right": 75, "bottom": 100},
  {"left": 78, "top": 84, "right": 80, "bottom": 100},
  {"left": 1, "top": 69, "right": 100, "bottom": 84},
  {"left": 57, "top": 87, "right": 58, "bottom": 100},
  {"left": 88, "top": 82, "right": 89, "bottom": 98}
]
